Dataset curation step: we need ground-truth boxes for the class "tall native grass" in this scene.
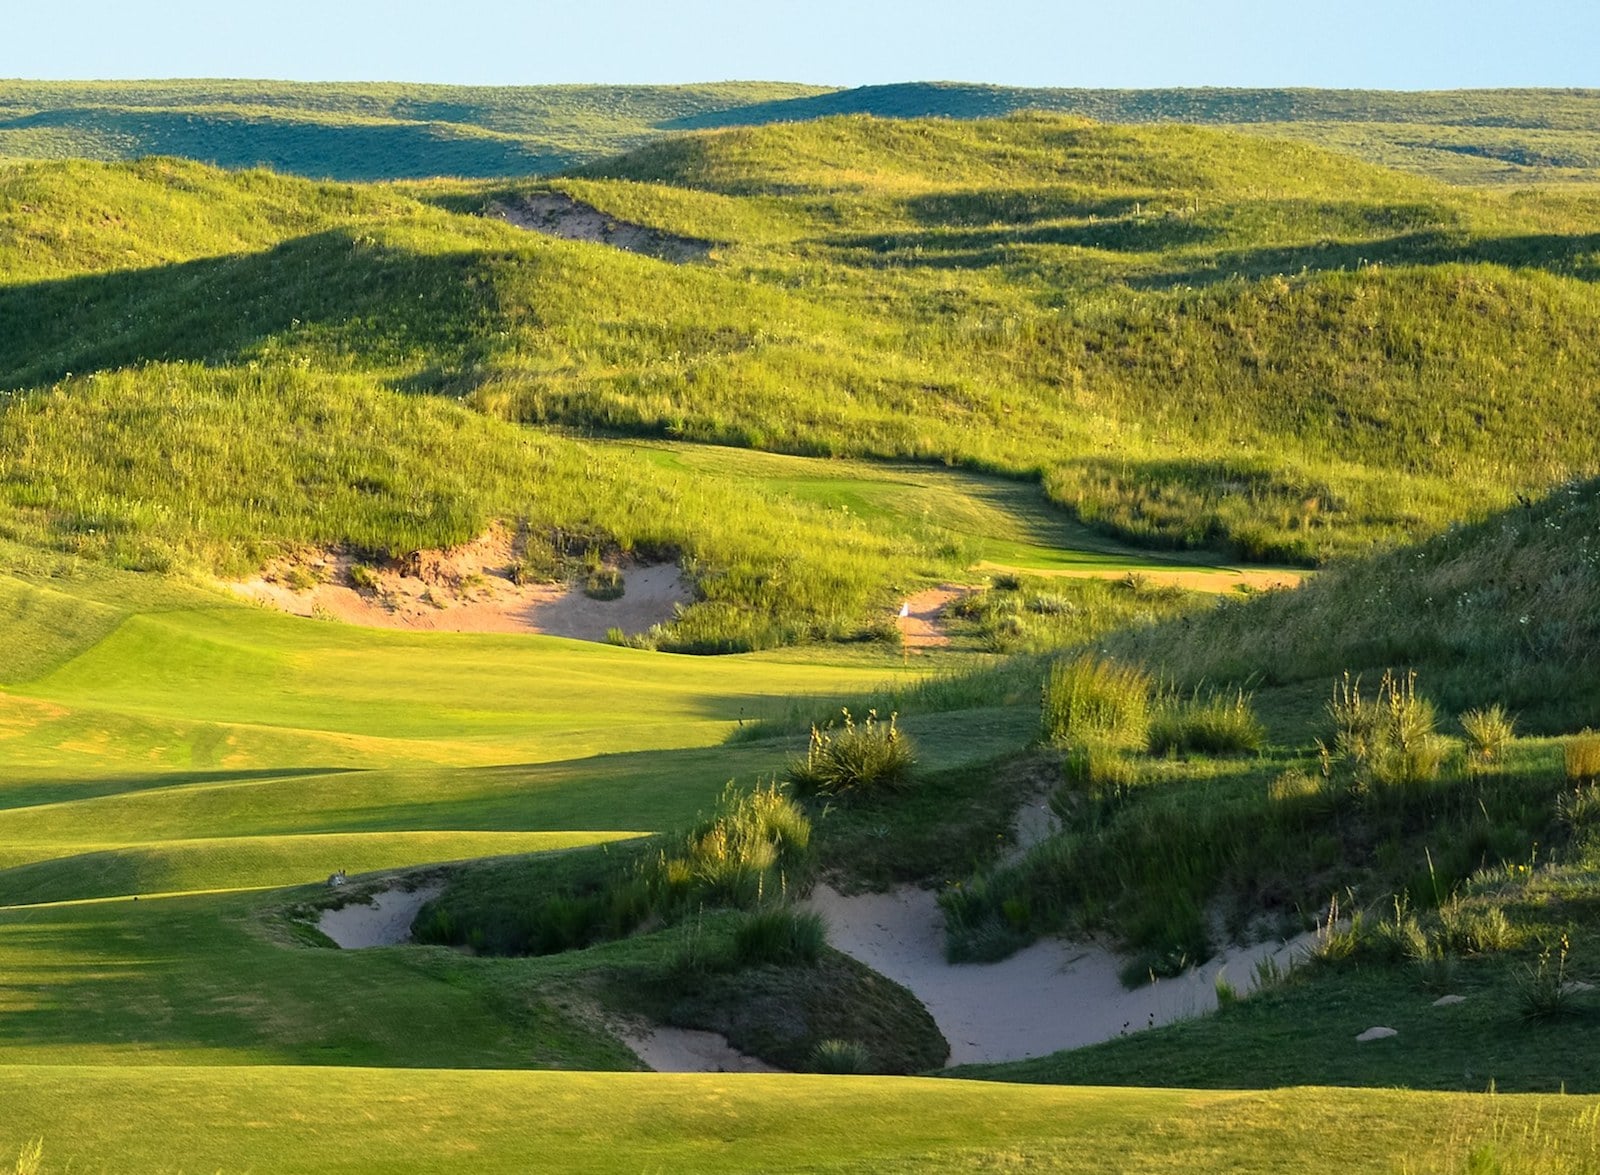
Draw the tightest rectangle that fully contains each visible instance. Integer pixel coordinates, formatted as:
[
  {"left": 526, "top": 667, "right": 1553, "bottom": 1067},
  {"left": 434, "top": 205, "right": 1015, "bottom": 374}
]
[
  {"left": 1041, "top": 654, "right": 1152, "bottom": 749},
  {"left": 7, "top": 118, "right": 1600, "bottom": 578}
]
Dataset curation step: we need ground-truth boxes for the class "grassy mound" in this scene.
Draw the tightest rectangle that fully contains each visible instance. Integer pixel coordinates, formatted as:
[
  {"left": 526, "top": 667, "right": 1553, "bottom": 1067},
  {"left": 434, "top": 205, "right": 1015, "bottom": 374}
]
[{"left": 1108, "top": 477, "right": 1600, "bottom": 732}]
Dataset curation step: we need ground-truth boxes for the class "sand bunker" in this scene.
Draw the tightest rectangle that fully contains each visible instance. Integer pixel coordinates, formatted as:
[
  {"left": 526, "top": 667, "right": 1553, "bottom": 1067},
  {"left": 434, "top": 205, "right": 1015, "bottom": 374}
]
[
  {"left": 229, "top": 531, "right": 692, "bottom": 641},
  {"left": 318, "top": 883, "right": 441, "bottom": 949},
  {"left": 621, "top": 1026, "right": 780, "bottom": 1074},
  {"left": 975, "top": 560, "right": 1304, "bottom": 594},
  {"left": 490, "top": 193, "right": 714, "bottom": 262},
  {"left": 804, "top": 884, "right": 1315, "bottom": 1066}
]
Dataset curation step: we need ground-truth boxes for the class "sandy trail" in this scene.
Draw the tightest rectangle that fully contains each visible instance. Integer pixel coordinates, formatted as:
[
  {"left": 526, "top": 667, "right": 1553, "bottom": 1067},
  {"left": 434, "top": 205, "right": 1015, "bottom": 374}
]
[
  {"left": 898, "top": 587, "right": 961, "bottom": 649},
  {"left": 318, "top": 883, "right": 441, "bottom": 949},
  {"left": 804, "top": 884, "right": 1314, "bottom": 1066},
  {"left": 974, "top": 560, "right": 1304, "bottom": 594},
  {"left": 621, "top": 1026, "right": 781, "bottom": 1074},
  {"left": 229, "top": 531, "right": 691, "bottom": 641}
]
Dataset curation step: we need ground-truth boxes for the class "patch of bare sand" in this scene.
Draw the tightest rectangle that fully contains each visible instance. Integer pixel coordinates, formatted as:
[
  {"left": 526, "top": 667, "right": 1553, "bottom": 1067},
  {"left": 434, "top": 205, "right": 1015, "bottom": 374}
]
[
  {"left": 621, "top": 1026, "right": 781, "bottom": 1074},
  {"left": 227, "top": 531, "right": 691, "bottom": 642},
  {"left": 489, "top": 193, "right": 713, "bottom": 262},
  {"left": 974, "top": 561, "right": 1305, "bottom": 594},
  {"left": 898, "top": 586, "right": 962, "bottom": 649},
  {"left": 803, "top": 883, "right": 1315, "bottom": 1066},
  {"left": 318, "top": 883, "right": 441, "bottom": 949}
]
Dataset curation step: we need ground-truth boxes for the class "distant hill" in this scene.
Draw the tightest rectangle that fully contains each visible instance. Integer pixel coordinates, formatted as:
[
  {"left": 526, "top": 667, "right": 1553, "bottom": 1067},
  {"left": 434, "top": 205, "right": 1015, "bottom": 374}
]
[{"left": 2, "top": 80, "right": 1599, "bottom": 182}]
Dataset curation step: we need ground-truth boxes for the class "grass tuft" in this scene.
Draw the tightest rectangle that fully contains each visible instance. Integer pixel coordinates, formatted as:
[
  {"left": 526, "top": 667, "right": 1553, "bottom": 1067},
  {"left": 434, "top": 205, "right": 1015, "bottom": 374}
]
[{"left": 788, "top": 709, "right": 915, "bottom": 800}]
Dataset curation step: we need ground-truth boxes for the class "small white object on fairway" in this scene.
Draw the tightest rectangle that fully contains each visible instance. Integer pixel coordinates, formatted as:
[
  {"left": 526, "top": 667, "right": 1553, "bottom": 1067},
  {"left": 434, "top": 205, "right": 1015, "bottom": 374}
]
[
  {"left": 622, "top": 1026, "right": 781, "bottom": 1073},
  {"left": 1356, "top": 1027, "right": 1399, "bottom": 1042},
  {"left": 318, "top": 884, "right": 442, "bottom": 949},
  {"left": 804, "top": 884, "right": 1317, "bottom": 1066},
  {"left": 1432, "top": 994, "right": 1468, "bottom": 1007}
]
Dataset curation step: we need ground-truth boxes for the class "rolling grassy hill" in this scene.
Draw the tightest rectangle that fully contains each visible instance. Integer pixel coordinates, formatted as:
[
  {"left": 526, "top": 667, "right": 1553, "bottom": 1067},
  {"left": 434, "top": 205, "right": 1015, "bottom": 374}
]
[
  {"left": 4, "top": 79, "right": 1599, "bottom": 183},
  {"left": 3, "top": 117, "right": 1598, "bottom": 593}
]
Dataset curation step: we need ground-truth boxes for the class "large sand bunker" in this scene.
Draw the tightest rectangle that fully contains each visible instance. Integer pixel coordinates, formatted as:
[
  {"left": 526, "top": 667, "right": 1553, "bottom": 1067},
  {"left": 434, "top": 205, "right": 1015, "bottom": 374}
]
[
  {"left": 804, "top": 884, "right": 1314, "bottom": 1066},
  {"left": 229, "top": 531, "right": 692, "bottom": 641}
]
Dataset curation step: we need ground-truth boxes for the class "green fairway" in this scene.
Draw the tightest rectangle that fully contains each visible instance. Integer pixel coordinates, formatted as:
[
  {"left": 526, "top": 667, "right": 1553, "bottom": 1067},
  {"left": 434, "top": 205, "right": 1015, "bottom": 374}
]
[{"left": 0, "top": 1067, "right": 1594, "bottom": 1173}]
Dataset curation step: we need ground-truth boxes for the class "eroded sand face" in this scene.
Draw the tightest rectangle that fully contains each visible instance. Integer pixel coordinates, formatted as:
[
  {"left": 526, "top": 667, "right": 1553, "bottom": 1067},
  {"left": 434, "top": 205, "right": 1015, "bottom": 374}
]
[
  {"left": 228, "top": 531, "right": 692, "bottom": 641},
  {"left": 804, "top": 884, "right": 1314, "bottom": 1066},
  {"left": 318, "top": 884, "right": 442, "bottom": 949}
]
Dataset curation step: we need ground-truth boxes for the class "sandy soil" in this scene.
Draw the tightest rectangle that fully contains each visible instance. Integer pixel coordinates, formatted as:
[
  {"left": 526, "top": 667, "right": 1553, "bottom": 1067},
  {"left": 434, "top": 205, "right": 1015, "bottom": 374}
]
[
  {"left": 228, "top": 531, "right": 691, "bottom": 642},
  {"left": 974, "top": 560, "right": 1304, "bottom": 594},
  {"left": 804, "top": 883, "right": 1315, "bottom": 1066},
  {"left": 898, "top": 587, "right": 961, "bottom": 649},
  {"left": 318, "top": 883, "right": 441, "bottom": 949},
  {"left": 489, "top": 193, "right": 713, "bottom": 262},
  {"left": 620, "top": 1026, "right": 781, "bottom": 1074}
]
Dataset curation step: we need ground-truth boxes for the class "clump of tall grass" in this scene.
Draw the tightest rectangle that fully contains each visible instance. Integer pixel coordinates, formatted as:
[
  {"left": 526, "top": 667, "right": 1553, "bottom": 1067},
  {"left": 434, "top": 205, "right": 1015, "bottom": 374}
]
[
  {"left": 1566, "top": 731, "right": 1600, "bottom": 785},
  {"left": 732, "top": 906, "right": 826, "bottom": 967},
  {"left": 1323, "top": 670, "right": 1446, "bottom": 789},
  {"left": 809, "top": 1038, "right": 873, "bottom": 1074},
  {"left": 1514, "top": 934, "right": 1579, "bottom": 1020},
  {"left": 787, "top": 709, "right": 914, "bottom": 800},
  {"left": 1147, "top": 686, "right": 1265, "bottom": 756},
  {"left": 666, "top": 782, "right": 812, "bottom": 907},
  {"left": 1460, "top": 704, "right": 1515, "bottom": 763},
  {"left": 583, "top": 566, "right": 625, "bottom": 600},
  {"left": 1041, "top": 654, "right": 1151, "bottom": 749}
]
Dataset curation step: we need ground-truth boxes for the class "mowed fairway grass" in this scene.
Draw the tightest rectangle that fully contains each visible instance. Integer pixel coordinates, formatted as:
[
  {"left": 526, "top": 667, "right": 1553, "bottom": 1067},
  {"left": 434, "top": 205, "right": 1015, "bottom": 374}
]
[{"left": 0, "top": 1069, "right": 1594, "bottom": 1174}]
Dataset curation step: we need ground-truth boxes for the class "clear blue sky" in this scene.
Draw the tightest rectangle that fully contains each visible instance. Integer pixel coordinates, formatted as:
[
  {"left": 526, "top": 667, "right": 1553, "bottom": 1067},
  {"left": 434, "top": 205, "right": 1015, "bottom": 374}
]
[{"left": 4, "top": 0, "right": 1595, "bottom": 89}]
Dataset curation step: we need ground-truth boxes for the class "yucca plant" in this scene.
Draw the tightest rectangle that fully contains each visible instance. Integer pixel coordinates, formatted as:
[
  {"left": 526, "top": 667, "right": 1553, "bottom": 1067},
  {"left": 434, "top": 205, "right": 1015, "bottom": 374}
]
[{"left": 1460, "top": 704, "right": 1515, "bottom": 763}]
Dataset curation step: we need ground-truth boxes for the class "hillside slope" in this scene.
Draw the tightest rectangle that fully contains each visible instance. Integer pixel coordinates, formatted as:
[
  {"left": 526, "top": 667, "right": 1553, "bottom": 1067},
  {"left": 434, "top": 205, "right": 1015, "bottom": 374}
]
[
  {"left": 1108, "top": 475, "right": 1600, "bottom": 732},
  {"left": 3, "top": 119, "right": 1598, "bottom": 577}
]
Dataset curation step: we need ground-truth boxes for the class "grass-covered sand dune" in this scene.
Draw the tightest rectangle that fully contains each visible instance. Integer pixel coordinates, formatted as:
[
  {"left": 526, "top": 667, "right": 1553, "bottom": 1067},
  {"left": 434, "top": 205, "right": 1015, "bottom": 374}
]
[{"left": 3, "top": 117, "right": 1598, "bottom": 593}]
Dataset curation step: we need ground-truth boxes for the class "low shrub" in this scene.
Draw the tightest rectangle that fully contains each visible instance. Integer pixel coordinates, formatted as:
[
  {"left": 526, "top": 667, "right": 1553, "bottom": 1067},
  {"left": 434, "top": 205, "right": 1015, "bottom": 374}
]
[
  {"left": 732, "top": 906, "right": 826, "bottom": 967},
  {"left": 1041, "top": 654, "right": 1151, "bottom": 749},
  {"left": 1460, "top": 704, "right": 1515, "bottom": 763},
  {"left": 1148, "top": 687, "right": 1265, "bottom": 756},
  {"left": 1567, "top": 731, "right": 1600, "bottom": 785},
  {"left": 788, "top": 709, "right": 914, "bottom": 800}
]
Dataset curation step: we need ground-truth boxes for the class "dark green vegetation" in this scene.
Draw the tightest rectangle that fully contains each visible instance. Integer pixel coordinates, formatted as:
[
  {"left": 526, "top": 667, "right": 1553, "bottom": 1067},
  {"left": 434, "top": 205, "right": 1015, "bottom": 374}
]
[{"left": 6, "top": 80, "right": 1600, "bottom": 184}]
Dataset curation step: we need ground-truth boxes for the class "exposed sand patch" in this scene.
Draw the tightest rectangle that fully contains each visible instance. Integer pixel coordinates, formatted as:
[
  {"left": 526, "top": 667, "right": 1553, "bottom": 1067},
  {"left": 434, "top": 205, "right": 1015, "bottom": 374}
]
[
  {"left": 803, "top": 883, "right": 1315, "bottom": 1066},
  {"left": 974, "top": 560, "right": 1305, "bottom": 594},
  {"left": 318, "top": 883, "right": 441, "bottom": 949},
  {"left": 898, "top": 587, "right": 962, "bottom": 649},
  {"left": 489, "top": 193, "right": 714, "bottom": 262},
  {"left": 621, "top": 1025, "right": 781, "bottom": 1074},
  {"left": 227, "top": 530, "right": 692, "bottom": 642}
]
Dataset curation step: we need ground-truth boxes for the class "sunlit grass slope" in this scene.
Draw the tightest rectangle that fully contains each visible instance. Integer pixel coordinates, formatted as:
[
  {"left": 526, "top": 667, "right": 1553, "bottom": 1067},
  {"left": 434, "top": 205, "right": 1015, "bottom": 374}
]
[
  {"left": 2, "top": 1068, "right": 1594, "bottom": 1174},
  {"left": 5, "top": 122, "right": 1598, "bottom": 580},
  {"left": 1108, "top": 475, "right": 1600, "bottom": 731}
]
